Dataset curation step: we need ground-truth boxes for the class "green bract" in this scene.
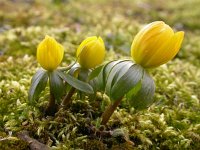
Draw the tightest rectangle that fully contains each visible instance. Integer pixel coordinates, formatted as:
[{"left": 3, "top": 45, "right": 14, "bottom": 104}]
[
  {"left": 91, "top": 60, "right": 155, "bottom": 109},
  {"left": 28, "top": 69, "right": 94, "bottom": 104},
  {"left": 57, "top": 70, "right": 94, "bottom": 94},
  {"left": 49, "top": 70, "right": 65, "bottom": 101},
  {"left": 127, "top": 70, "right": 155, "bottom": 109},
  {"left": 28, "top": 69, "right": 48, "bottom": 103}
]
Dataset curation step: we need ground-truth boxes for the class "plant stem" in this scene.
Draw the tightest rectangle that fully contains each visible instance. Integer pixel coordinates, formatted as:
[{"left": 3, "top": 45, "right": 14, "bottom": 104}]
[
  {"left": 62, "top": 87, "right": 76, "bottom": 107},
  {"left": 59, "top": 61, "right": 77, "bottom": 71},
  {"left": 45, "top": 90, "right": 58, "bottom": 116},
  {"left": 101, "top": 97, "right": 123, "bottom": 125},
  {"left": 45, "top": 72, "right": 58, "bottom": 116}
]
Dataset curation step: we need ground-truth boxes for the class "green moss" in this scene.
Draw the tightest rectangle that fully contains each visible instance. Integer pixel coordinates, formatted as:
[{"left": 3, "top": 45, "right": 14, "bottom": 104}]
[
  {"left": 0, "top": 139, "right": 29, "bottom": 150},
  {"left": 82, "top": 139, "right": 106, "bottom": 150},
  {"left": 0, "top": 132, "right": 28, "bottom": 150}
]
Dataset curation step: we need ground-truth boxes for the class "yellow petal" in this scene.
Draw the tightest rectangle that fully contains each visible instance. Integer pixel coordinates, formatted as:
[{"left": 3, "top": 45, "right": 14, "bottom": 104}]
[
  {"left": 139, "top": 28, "right": 174, "bottom": 65},
  {"left": 131, "top": 21, "right": 184, "bottom": 68},
  {"left": 143, "top": 31, "right": 184, "bottom": 68},
  {"left": 76, "top": 36, "right": 97, "bottom": 58},
  {"left": 37, "top": 35, "right": 64, "bottom": 71},
  {"left": 77, "top": 36, "right": 106, "bottom": 69},
  {"left": 131, "top": 22, "right": 174, "bottom": 65},
  {"left": 131, "top": 21, "right": 166, "bottom": 62}
]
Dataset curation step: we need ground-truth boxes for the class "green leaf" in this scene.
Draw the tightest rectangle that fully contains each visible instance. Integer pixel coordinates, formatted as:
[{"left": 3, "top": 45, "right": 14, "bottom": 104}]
[
  {"left": 78, "top": 68, "right": 91, "bottom": 82},
  {"left": 97, "top": 60, "right": 123, "bottom": 91},
  {"left": 128, "top": 70, "right": 155, "bottom": 110},
  {"left": 28, "top": 69, "right": 48, "bottom": 103},
  {"left": 49, "top": 70, "right": 65, "bottom": 102},
  {"left": 110, "top": 64, "right": 144, "bottom": 101},
  {"left": 57, "top": 71, "right": 94, "bottom": 94},
  {"left": 68, "top": 63, "right": 81, "bottom": 76},
  {"left": 87, "top": 66, "right": 104, "bottom": 93},
  {"left": 103, "top": 60, "right": 123, "bottom": 83},
  {"left": 126, "top": 80, "right": 142, "bottom": 100},
  {"left": 68, "top": 63, "right": 91, "bottom": 82},
  {"left": 88, "top": 65, "right": 104, "bottom": 81},
  {"left": 105, "top": 60, "right": 134, "bottom": 96}
]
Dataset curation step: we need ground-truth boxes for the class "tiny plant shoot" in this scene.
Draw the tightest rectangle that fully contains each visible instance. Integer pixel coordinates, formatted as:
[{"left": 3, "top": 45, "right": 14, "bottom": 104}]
[
  {"left": 62, "top": 36, "right": 106, "bottom": 107},
  {"left": 99, "top": 21, "right": 184, "bottom": 125}
]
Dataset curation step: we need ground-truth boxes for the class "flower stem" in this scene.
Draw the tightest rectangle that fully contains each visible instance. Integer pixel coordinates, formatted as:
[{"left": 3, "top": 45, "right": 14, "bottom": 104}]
[
  {"left": 61, "top": 87, "right": 76, "bottom": 107},
  {"left": 45, "top": 90, "right": 58, "bottom": 116},
  {"left": 59, "top": 61, "right": 77, "bottom": 71},
  {"left": 101, "top": 97, "right": 122, "bottom": 125},
  {"left": 45, "top": 72, "right": 58, "bottom": 116}
]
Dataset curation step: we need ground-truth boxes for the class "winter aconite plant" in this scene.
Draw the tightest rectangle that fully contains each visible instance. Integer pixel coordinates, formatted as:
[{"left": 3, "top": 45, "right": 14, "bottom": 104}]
[
  {"left": 28, "top": 35, "right": 93, "bottom": 115},
  {"left": 28, "top": 35, "right": 65, "bottom": 115},
  {"left": 95, "top": 21, "right": 184, "bottom": 125},
  {"left": 62, "top": 36, "right": 106, "bottom": 107}
]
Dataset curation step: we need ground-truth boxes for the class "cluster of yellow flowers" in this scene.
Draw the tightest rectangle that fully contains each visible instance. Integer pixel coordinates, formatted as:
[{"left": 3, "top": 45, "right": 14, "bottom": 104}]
[
  {"left": 33, "top": 21, "right": 185, "bottom": 119},
  {"left": 37, "top": 21, "right": 184, "bottom": 71},
  {"left": 37, "top": 35, "right": 106, "bottom": 71}
]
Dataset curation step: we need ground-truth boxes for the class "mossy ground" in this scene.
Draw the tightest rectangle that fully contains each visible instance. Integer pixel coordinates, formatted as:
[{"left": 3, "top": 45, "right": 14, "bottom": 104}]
[{"left": 0, "top": 0, "right": 200, "bottom": 149}]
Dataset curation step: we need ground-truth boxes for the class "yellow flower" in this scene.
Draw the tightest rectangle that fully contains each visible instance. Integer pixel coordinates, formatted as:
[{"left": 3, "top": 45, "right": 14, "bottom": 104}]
[
  {"left": 76, "top": 36, "right": 106, "bottom": 69},
  {"left": 131, "top": 21, "right": 184, "bottom": 68},
  {"left": 37, "top": 35, "right": 64, "bottom": 71}
]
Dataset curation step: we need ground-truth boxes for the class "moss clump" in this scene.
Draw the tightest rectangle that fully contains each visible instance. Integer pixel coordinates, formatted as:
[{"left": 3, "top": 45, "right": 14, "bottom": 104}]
[
  {"left": 82, "top": 139, "right": 106, "bottom": 150},
  {"left": 0, "top": 131, "right": 29, "bottom": 150},
  {"left": 0, "top": 140, "right": 29, "bottom": 150}
]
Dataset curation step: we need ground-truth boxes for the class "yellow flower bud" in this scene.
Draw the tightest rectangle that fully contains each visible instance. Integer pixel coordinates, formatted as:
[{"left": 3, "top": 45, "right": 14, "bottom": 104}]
[
  {"left": 76, "top": 36, "right": 106, "bottom": 69},
  {"left": 37, "top": 35, "right": 64, "bottom": 71},
  {"left": 131, "top": 21, "right": 184, "bottom": 68}
]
